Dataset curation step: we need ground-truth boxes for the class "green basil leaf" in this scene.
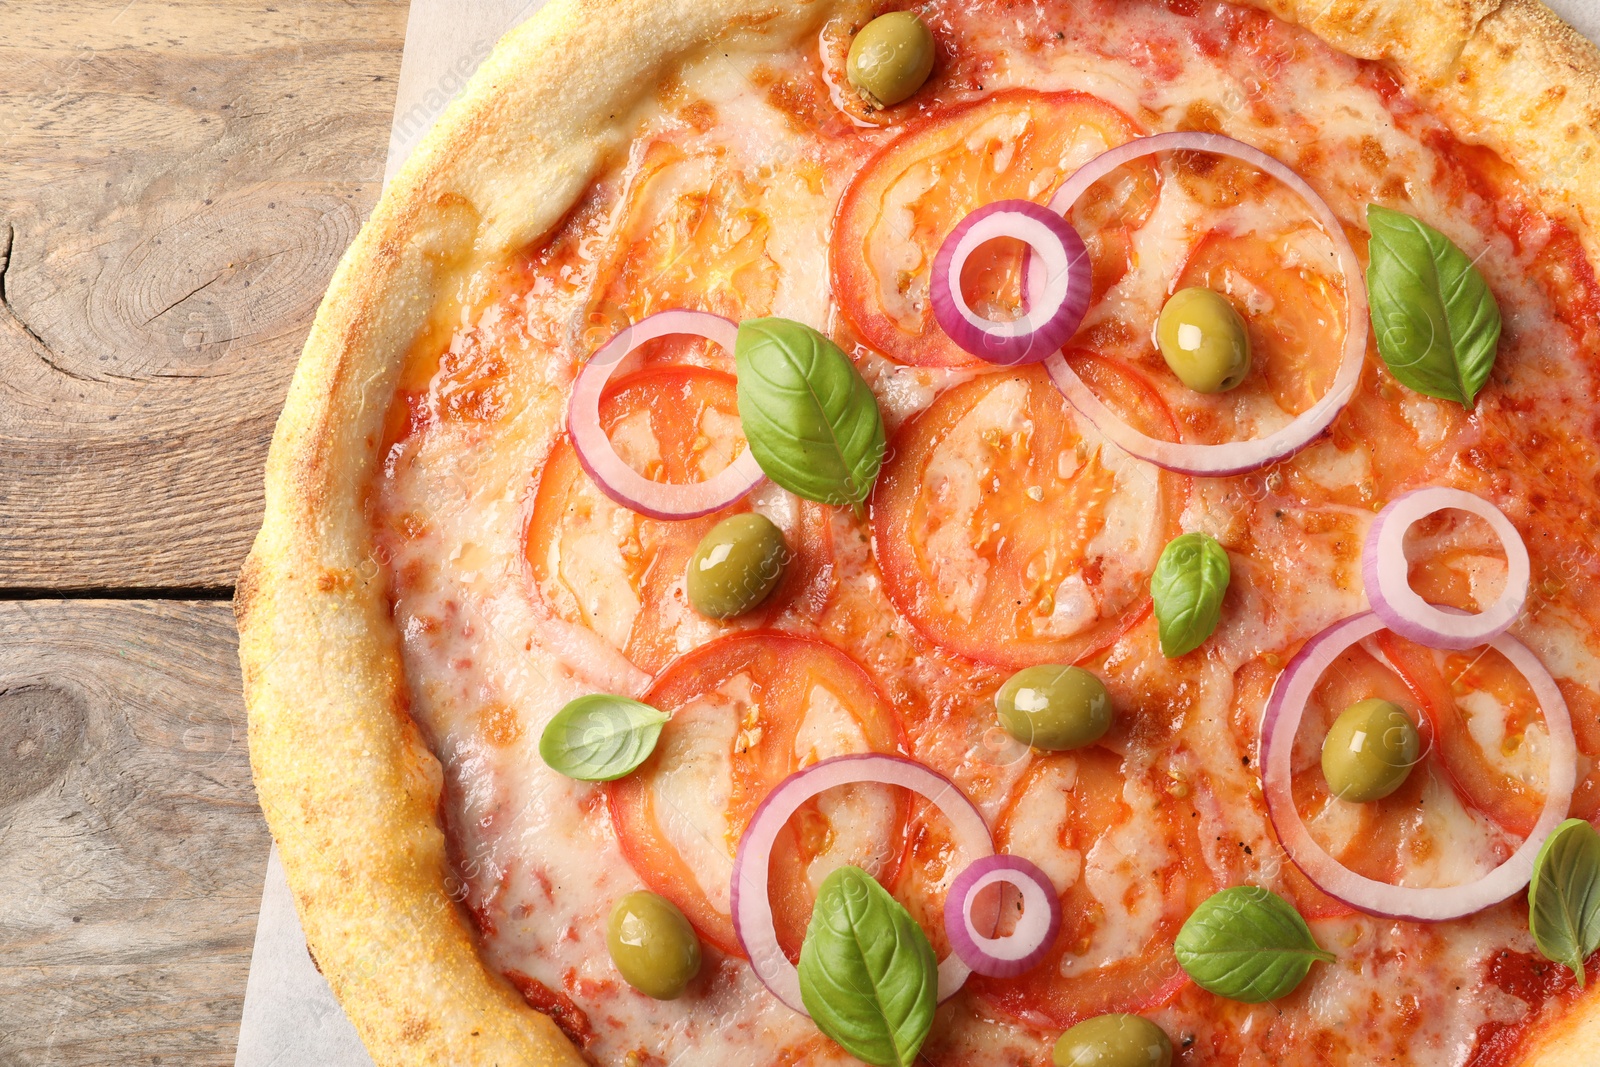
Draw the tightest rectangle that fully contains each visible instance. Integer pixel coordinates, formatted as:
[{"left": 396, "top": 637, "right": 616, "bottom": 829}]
[
  {"left": 1529, "top": 817, "right": 1600, "bottom": 988},
  {"left": 798, "top": 865, "right": 937, "bottom": 1067},
  {"left": 538, "top": 694, "right": 668, "bottom": 782},
  {"left": 1174, "top": 886, "right": 1335, "bottom": 1003},
  {"left": 735, "top": 317, "right": 886, "bottom": 513},
  {"left": 1150, "top": 531, "right": 1231, "bottom": 658},
  {"left": 1365, "top": 203, "right": 1502, "bottom": 408}
]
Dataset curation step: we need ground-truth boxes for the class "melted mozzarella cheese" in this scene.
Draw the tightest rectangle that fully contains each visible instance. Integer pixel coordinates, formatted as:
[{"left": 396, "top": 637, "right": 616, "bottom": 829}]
[
  {"left": 1459, "top": 688, "right": 1551, "bottom": 792},
  {"left": 1070, "top": 775, "right": 1175, "bottom": 974},
  {"left": 651, "top": 683, "right": 742, "bottom": 909},
  {"left": 547, "top": 490, "right": 641, "bottom": 649},
  {"left": 917, "top": 378, "right": 1031, "bottom": 620},
  {"left": 1003, "top": 760, "right": 1085, "bottom": 895}
]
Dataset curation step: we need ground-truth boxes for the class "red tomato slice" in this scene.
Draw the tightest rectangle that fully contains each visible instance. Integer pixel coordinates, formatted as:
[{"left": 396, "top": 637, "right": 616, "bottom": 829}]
[
  {"left": 1378, "top": 632, "right": 1548, "bottom": 838},
  {"left": 1173, "top": 229, "right": 1343, "bottom": 419},
  {"left": 1278, "top": 631, "right": 1565, "bottom": 907},
  {"left": 607, "top": 632, "right": 907, "bottom": 956},
  {"left": 1557, "top": 680, "right": 1600, "bottom": 823},
  {"left": 1224, "top": 659, "right": 1355, "bottom": 920},
  {"left": 583, "top": 138, "right": 782, "bottom": 342},
  {"left": 967, "top": 748, "right": 1213, "bottom": 1028},
  {"left": 872, "top": 357, "right": 1186, "bottom": 668},
  {"left": 525, "top": 365, "right": 832, "bottom": 673},
  {"left": 1322, "top": 357, "right": 1470, "bottom": 501},
  {"left": 832, "top": 89, "right": 1152, "bottom": 368},
  {"left": 1288, "top": 642, "right": 1438, "bottom": 887},
  {"left": 1390, "top": 504, "right": 1510, "bottom": 618}
]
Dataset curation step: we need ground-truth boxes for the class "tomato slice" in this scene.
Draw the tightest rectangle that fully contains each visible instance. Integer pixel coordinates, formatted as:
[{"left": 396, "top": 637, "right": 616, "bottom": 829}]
[
  {"left": 1287, "top": 642, "right": 1439, "bottom": 887},
  {"left": 1322, "top": 357, "right": 1470, "bottom": 501},
  {"left": 1378, "top": 632, "right": 1549, "bottom": 838},
  {"left": 832, "top": 89, "right": 1151, "bottom": 368},
  {"left": 872, "top": 357, "right": 1185, "bottom": 668},
  {"left": 1283, "top": 634, "right": 1535, "bottom": 902},
  {"left": 1219, "top": 659, "right": 1355, "bottom": 920},
  {"left": 606, "top": 632, "right": 907, "bottom": 956},
  {"left": 1557, "top": 679, "right": 1600, "bottom": 823},
  {"left": 525, "top": 365, "right": 832, "bottom": 674},
  {"left": 583, "top": 138, "right": 783, "bottom": 342},
  {"left": 1389, "top": 504, "right": 1509, "bottom": 618},
  {"left": 967, "top": 748, "right": 1213, "bottom": 1028},
  {"left": 1173, "top": 228, "right": 1343, "bottom": 419}
]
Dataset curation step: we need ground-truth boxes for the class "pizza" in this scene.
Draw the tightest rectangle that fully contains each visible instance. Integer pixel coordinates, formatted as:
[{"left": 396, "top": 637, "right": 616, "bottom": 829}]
[{"left": 235, "top": 0, "right": 1600, "bottom": 1065}]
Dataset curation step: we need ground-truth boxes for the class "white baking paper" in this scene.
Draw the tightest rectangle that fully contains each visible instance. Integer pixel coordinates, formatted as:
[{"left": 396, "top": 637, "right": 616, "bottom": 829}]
[
  {"left": 1548, "top": 0, "right": 1600, "bottom": 49},
  {"left": 234, "top": 844, "right": 375, "bottom": 1067}
]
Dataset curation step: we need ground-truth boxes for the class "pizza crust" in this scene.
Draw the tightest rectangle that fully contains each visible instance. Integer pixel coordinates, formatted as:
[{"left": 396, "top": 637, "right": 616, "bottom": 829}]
[
  {"left": 234, "top": 1, "right": 1600, "bottom": 1063},
  {"left": 1283, "top": 0, "right": 1600, "bottom": 261}
]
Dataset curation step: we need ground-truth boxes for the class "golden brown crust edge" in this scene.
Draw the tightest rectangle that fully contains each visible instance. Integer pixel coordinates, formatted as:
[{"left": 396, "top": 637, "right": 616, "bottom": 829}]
[
  {"left": 235, "top": 1, "right": 1600, "bottom": 1064},
  {"left": 1276, "top": 0, "right": 1600, "bottom": 261}
]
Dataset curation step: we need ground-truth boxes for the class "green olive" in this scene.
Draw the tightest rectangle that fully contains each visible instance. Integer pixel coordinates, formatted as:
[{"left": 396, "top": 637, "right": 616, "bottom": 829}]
[
  {"left": 1053, "top": 1013, "right": 1174, "bottom": 1067},
  {"left": 686, "top": 513, "right": 788, "bottom": 620},
  {"left": 606, "top": 891, "right": 702, "bottom": 999},
  {"left": 846, "top": 11, "right": 935, "bottom": 108},
  {"left": 1321, "top": 697, "right": 1421, "bottom": 803},
  {"left": 1156, "top": 286, "right": 1251, "bottom": 394},
  {"left": 996, "top": 665, "right": 1113, "bottom": 751}
]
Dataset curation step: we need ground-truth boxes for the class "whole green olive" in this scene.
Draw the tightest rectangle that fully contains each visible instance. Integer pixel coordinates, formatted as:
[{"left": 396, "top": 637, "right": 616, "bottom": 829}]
[
  {"left": 846, "top": 11, "right": 935, "bottom": 108},
  {"left": 1053, "top": 1013, "right": 1174, "bottom": 1067},
  {"left": 996, "top": 665, "right": 1113, "bottom": 751},
  {"left": 1321, "top": 697, "right": 1420, "bottom": 803},
  {"left": 1156, "top": 286, "right": 1251, "bottom": 394},
  {"left": 686, "top": 513, "right": 788, "bottom": 620},
  {"left": 606, "top": 891, "right": 702, "bottom": 999}
]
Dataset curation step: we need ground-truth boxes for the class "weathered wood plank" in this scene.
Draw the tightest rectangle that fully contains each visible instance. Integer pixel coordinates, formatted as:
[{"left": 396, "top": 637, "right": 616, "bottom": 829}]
[
  {"left": 0, "top": 600, "right": 264, "bottom": 1067},
  {"left": 0, "top": 0, "right": 407, "bottom": 590}
]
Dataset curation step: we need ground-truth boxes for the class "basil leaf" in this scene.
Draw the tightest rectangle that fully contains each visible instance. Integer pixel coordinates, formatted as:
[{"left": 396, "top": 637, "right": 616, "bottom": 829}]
[
  {"left": 538, "top": 694, "right": 668, "bottom": 782},
  {"left": 735, "top": 317, "right": 886, "bottom": 513},
  {"left": 797, "top": 865, "right": 937, "bottom": 1067},
  {"left": 1174, "top": 886, "right": 1335, "bottom": 1003},
  {"left": 1365, "top": 203, "right": 1502, "bottom": 408},
  {"left": 1529, "top": 817, "right": 1600, "bottom": 988},
  {"left": 1150, "top": 532, "right": 1231, "bottom": 658}
]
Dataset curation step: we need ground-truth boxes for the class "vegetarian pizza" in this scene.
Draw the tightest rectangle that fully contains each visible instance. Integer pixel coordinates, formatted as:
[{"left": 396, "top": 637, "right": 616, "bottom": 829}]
[{"left": 236, "top": 0, "right": 1600, "bottom": 1064}]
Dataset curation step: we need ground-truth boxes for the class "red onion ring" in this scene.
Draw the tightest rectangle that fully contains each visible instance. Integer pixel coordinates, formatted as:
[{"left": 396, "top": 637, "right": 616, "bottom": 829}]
[
  {"left": 730, "top": 753, "right": 993, "bottom": 1014},
  {"left": 1260, "top": 612, "right": 1576, "bottom": 921},
  {"left": 943, "top": 854, "right": 1061, "bottom": 978},
  {"left": 1029, "top": 132, "right": 1367, "bottom": 476},
  {"left": 1362, "top": 488, "right": 1531, "bottom": 651},
  {"left": 931, "top": 199, "right": 1090, "bottom": 366},
  {"left": 567, "top": 309, "right": 764, "bottom": 520}
]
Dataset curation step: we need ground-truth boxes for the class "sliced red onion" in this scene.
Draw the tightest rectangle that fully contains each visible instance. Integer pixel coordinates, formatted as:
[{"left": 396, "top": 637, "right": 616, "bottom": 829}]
[
  {"left": 931, "top": 199, "right": 1090, "bottom": 366},
  {"left": 567, "top": 309, "right": 763, "bottom": 520},
  {"left": 1029, "top": 132, "right": 1367, "bottom": 476},
  {"left": 1363, "top": 488, "right": 1530, "bottom": 651},
  {"left": 730, "top": 753, "right": 994, "bottom": 1014},
  {"left": 943, "top": 854, "right": 1060, "bottom": 978},
  {"left": 1260, "top": 612, "right": 1575, "bottom": 922}
]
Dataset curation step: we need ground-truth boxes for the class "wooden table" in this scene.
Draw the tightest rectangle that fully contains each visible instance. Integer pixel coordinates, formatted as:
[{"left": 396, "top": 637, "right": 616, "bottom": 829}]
[{"left": 0, "top": 3, "right": 406, "bottom": 1062}]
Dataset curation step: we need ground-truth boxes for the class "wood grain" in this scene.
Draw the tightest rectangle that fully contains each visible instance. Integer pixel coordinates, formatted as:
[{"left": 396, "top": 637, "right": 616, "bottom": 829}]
[
  {"left": 0, "top": 0, "right": 407, "bottom": 590},
  {"left": 0, "top": 599, "right": 263, "bottom": 1067}
]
